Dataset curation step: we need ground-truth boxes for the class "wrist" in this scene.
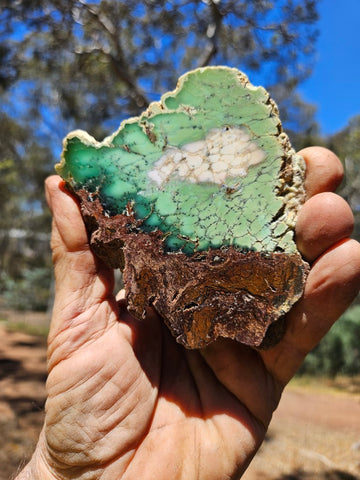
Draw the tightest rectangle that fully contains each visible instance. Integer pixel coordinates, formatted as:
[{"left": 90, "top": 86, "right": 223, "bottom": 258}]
[
  {"left": 15, "top": 457, "right": 54, "bottom": 480},
  {"left": 14, "top": 434, "right": 55, "bottom": 480},
  {"left": 14, "top": 463, "right": 34, "bottom": 480}
]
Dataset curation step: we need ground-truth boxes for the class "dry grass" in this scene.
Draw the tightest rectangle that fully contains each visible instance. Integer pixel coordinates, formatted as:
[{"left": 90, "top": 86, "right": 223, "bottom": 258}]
[{"left": 290, "top": 375, "right": 360, "bottom": 396}]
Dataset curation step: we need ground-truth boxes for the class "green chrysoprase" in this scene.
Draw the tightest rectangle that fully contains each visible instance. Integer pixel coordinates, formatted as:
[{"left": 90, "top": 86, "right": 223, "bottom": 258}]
[
  {"left": 57, "top": 67, "right": 309, "bottom": 349},
  {"left": 57, "top": 67, "right": 305, "bottom": 256}
]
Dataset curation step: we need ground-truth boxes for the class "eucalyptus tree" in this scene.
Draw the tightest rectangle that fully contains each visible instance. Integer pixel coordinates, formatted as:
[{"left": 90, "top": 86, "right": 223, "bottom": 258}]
[{"left": 1, "top": 0, "right": 318, "bottom": 136}]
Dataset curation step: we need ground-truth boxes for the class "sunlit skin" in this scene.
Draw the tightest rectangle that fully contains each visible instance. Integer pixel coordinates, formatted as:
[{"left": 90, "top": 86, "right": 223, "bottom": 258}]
[{"left": 17, "top": 147, "right": 360, "bottom": 480}]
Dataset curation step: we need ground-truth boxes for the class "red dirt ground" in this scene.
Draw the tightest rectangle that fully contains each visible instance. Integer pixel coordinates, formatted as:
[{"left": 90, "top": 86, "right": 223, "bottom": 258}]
[
  {"left": 244, "top": 386, "right": 360, "bottom": 479},
  {"left": 1, "top": 321, "right": 359, "bottom": 480}
]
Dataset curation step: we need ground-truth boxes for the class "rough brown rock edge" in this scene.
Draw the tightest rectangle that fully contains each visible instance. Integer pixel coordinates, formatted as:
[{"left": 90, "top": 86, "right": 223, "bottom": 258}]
[{"left": 73, "top": 189, "right": 309, "bottom": 349}]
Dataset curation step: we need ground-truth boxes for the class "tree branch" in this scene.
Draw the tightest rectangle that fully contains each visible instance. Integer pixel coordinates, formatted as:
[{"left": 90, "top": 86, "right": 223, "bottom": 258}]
[
  {"left": 77, "top": 0, "right": 150, "bottom": 108},
  {"left": 196, "top": 0, "right": 224, "bottom": 68},
  {"left": 107, "top": 53, "right": 150, "bottom": 108}
]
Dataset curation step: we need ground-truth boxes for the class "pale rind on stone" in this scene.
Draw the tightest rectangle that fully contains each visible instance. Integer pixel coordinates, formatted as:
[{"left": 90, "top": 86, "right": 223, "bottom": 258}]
[{"left": 57, "top": 66, "right": 306, "bottom": 256}]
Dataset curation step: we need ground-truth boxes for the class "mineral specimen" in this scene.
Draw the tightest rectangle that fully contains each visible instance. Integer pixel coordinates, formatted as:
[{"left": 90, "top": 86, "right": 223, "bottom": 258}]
[{"left": 56, "top": 66, "right": 309, "bottom": 349}]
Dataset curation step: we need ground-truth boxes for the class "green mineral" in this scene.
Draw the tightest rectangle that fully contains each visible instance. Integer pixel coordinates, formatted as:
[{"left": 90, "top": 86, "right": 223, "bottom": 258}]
[
  {"left": 56, "top": 67, "right": 308, "bottom": 349},
  {"left": 57, "top": 66, "right": 305, "bottom": 256}
]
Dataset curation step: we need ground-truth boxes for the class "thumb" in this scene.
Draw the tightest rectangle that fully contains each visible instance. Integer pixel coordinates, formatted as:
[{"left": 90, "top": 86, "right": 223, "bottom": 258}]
[
  {"left": 45, "top": 176, "right": 115, "bottom": 345},
  {"left": 45, "top": 175, "right": 90, "bottom": 255}
]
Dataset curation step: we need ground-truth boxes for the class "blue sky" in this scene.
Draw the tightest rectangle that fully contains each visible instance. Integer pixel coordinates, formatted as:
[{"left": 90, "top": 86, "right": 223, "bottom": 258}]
[{"left": 299, "top": 0, "right": 360, "bottom": 135}]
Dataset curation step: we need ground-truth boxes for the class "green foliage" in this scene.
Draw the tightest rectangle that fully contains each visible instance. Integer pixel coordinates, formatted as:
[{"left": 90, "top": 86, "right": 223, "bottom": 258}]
[
  {"left": 0, "top": 113, "right": 53, "bottom": 288},
  {"left": 298, "top": 305, "right": 360, "bottom": 377},
  {"left": 330, "top": 115, "right": 360, "bottom": 241},
  {"left": 0, "top": 0, "right": 319, "bottom": 135},
  {"left": 0, "top": 113, "right": 53, "bottom": 226},
  {"left": 1, "top": 268, "right": 52, "bottom": 312}
]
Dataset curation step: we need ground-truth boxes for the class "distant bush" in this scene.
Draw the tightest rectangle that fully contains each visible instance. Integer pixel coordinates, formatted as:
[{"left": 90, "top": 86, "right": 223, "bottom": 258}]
[
  {"left": 1, "top": 267, "right": 52, "bottom": 312},
  {"left": 298, "top": 304, "right": 360, "bottom": 377}
]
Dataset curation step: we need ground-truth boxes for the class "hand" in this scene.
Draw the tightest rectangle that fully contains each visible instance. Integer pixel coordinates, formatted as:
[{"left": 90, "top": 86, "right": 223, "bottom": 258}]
[{"left": 18, "top": 147, "right": 360, "bottom": 480}]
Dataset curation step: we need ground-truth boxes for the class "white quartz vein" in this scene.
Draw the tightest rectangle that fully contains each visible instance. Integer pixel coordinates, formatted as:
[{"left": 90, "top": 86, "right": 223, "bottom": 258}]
[{"left": 148, "top": 127, "right": 266, "bottom": 186}]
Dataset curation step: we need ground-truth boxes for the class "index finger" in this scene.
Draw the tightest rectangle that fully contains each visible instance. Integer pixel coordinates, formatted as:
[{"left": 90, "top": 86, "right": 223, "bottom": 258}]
[{"left": 298, "top": 146, "right": 344, "bottom": 198}]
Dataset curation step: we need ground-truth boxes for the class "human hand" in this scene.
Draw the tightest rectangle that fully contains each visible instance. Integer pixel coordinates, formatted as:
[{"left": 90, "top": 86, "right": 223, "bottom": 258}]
[{"left": 18, "top": 147, "right": 360, "bottom": 480}]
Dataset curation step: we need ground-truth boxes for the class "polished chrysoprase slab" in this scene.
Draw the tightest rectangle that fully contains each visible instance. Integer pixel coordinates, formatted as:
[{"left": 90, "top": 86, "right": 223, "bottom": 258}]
[
  {"left": 58, "top": 67, "right": 305, "bottom": 256},
  {"left": 57, "top": 67, "right": 308, "bottom": 349}
]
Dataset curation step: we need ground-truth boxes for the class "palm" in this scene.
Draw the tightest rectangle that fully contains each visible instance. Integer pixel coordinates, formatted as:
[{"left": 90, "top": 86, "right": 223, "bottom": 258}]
[{"left": 45, "top": 291, "right": 274, "bottom": 480}]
